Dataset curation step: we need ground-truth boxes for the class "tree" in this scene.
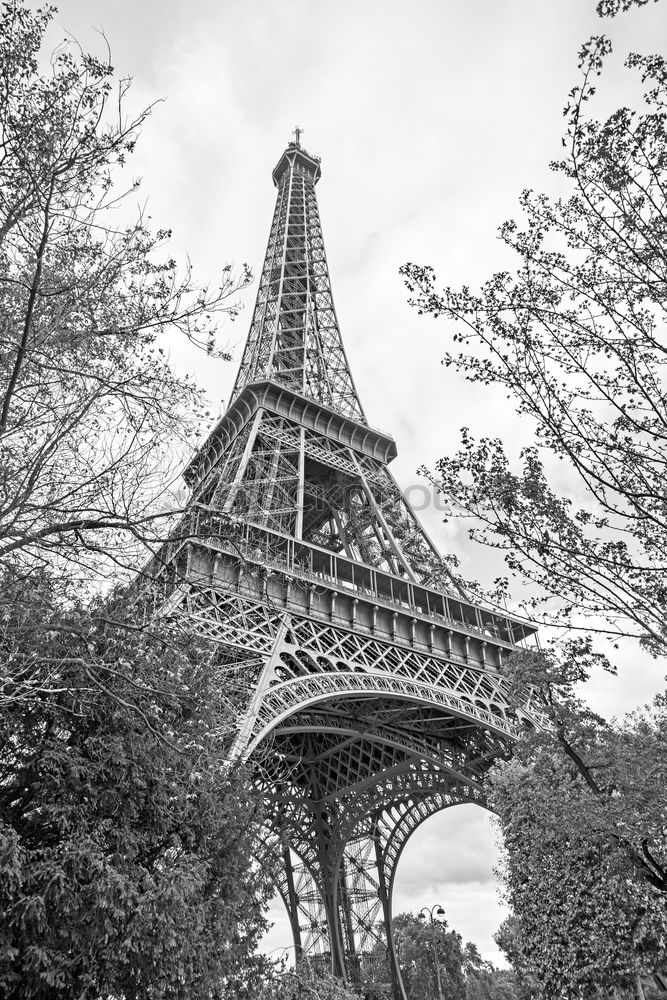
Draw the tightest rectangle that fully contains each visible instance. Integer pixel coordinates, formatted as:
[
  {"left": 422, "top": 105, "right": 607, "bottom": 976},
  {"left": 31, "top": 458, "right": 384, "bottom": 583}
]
[
  {"left": 486, "top": 644, "right": 667, "bottom": 999},
  {"left": 0, "top": 566, "right": 273, "bottom": 999},
  {"left": 492, "top": 920, "right": 536, "bottom": 1000},
  {"left": 0, "top": 4, "right": 271, "bottom": 997},
  {"left": 391, "top": 911, "right": 467, "bottom": 1000},
  {"left": 389, "top": 912, "right": 519, "bottom": 1000},
  {"left": 462, "top": 941, "right": 519, "bottom": 1000},
  {"left": 357, "top": 912, "right": 517, "bottom": 1000},
  {"left": 400, "top": 3, "right": 667, "bottom": 654},
  {"left": 0, "top": 0, "right": 249, "bottom": 581},
  {"left": 401, "top": 0, "right": 667, "bottom": 995},
  {"left": 256, "top": 966, "right": 360, "bottom": 1000}
]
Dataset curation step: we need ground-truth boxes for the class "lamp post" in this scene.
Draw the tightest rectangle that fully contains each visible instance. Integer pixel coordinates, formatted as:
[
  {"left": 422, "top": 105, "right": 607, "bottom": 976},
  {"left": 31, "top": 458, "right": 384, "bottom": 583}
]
[{"left": 418, "top": 904, "right": 446, "bottom": 1000}]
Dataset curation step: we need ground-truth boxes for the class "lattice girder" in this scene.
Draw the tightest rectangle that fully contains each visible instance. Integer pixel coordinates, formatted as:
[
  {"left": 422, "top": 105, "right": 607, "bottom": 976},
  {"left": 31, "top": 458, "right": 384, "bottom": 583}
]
[
  {"left": 187, "top": 393, "right": 457, "bottom": 589},
  {"left": 163, "top": 580, "right": 539, "bottom": 744},
  {"left": 166, "top": 547, "right": 542, "bottom": 706},
  {"left": 264, "top": 757, "right": 486, "bottom": 873},
  {"left": 229, "top": 144, "right": 364, "bottom": 421},
  {"left": 159, "top": 519, "right": 538, "bottom": 662},
  {"left": 259, "top": 758, "right": 486, "bottom": 995},
  {"left": 271, "top": 716, "right": 491, "bottom": 794}
]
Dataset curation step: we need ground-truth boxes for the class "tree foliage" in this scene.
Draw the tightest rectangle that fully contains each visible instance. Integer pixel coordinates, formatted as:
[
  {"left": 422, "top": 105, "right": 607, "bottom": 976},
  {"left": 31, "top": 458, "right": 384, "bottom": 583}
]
[
  {"left": 256, "top": 965, "right": 360, "bottom": 1000},
  {"left": 401, "top": 21, "right": 667, "bottom": 654},
  {"left": 389, "top": 912, "right": 517, "bottom": 1000},
  {"left": 402, "top": 2, "right": 667, "bottom": 995},
  {"left": 0, "top": 0, "right": 249, "bottom": 580},
  {"left": 393, "top": 910, "right": 466, "bottom": 1000},
  {"left": 597, "top": 0, "right": 659, "bottom": 15},
  {"left": 488, "top": 645, "right": 667, "bottom": 998},
  {"left": 461, "top": 941, "right": 519, "bottom": 1000},
  {"left": 0, "top": 567, "right": 272, "bottom": 999},
  {"left": 0, "top": 4, "right": 270, "bottom": 997}
]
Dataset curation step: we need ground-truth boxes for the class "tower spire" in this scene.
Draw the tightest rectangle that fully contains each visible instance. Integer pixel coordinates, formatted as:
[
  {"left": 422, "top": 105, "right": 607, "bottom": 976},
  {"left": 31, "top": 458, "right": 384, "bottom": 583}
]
[{"left": 229, "top": 138, "right": 366, "bottom": 423}]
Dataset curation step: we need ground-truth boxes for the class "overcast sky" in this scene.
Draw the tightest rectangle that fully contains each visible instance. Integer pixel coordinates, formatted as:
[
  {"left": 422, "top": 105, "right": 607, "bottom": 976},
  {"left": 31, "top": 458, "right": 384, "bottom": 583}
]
[{"left": 40, "top": 0, "right": 667, "bottom": 967}]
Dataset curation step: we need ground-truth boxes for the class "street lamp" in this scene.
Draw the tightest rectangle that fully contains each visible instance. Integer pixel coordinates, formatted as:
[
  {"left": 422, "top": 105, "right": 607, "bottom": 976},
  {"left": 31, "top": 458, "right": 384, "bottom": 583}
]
[{"left": 418, "top": 904, "right": 446, "bottom": 1000}]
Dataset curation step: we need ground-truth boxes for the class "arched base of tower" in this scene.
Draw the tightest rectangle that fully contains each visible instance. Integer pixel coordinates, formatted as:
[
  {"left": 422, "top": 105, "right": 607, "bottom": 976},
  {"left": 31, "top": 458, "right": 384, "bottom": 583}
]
[{"left": 264, "top": 784, "right": 487, "bottom": 999}]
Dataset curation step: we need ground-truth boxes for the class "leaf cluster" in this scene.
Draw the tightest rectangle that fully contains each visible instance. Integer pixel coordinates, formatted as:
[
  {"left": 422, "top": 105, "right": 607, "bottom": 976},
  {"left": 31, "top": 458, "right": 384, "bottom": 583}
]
[
  {"left": 384, "top": 912, "right": 519, "bottom": 1000},
  {"left": 490, "top": 646, "right": 667, "bottom": 998},
  {"left": 0, "top": 564, "right": 272, "bottom": 999},
  {"left": 401, "top": 17, "right": 667, "bottom": 654},
  {"left": 0, "top": 1, "right": 250, "bottom": 582},
  {"left": 256, "top": 965, "right": 360, "bottom": 1000}
]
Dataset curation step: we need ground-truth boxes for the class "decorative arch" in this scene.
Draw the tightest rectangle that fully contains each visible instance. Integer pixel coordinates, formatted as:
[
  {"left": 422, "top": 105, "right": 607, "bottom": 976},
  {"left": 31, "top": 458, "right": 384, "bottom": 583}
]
[{"left": 246, "top": 669, "right": 520, "bottom": 758}]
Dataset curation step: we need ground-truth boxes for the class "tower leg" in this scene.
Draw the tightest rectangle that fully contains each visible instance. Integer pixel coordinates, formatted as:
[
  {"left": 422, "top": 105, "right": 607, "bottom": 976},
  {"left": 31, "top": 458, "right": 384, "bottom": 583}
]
[
  {"left": 282, "top": 847, "right": 304, "bottom": 962},
  {"left": 373, "top": 823, "right": 408, "bottom": 1000},
  {"left": 322, "top": 878, "right": 349, "bottom": 981},
  {"left": 338, "top": 858, "right": 361, "bottom": 985},
  {"left": 316, "top": 833, "right": 398, "bottom": 997}
]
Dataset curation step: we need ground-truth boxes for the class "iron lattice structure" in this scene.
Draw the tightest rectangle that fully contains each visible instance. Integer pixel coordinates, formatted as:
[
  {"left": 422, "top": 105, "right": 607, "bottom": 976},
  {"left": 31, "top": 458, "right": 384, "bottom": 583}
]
[{"left": 152, "top": 140, "right": 542, "bottom": 999}]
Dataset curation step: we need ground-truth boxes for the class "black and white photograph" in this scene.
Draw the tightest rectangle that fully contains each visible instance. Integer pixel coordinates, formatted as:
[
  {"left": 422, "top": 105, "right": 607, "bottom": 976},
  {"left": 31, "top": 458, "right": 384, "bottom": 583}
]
[{"left": 1, "top": 1, "right": 667, "bottom": 997}]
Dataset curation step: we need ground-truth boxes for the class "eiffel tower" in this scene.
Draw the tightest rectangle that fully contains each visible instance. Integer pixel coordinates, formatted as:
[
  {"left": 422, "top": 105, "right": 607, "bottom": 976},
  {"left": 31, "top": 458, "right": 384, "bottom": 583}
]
[{"left": 154, "top": 135, "right": 541, "bottom": 998}]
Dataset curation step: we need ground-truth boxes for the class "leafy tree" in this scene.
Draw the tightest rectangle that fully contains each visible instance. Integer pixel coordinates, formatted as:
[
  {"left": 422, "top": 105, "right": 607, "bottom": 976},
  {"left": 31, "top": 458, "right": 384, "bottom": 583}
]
[
  {"left": 389, "top": 911, "right": 519, "bottom": 1000},
  {"left": 487, "top": 644, "right": 667, "bottom": 998},
  {"left": 256, "top": 965, "right": 360, "bottom": 1000},
  {"left": 491, "top": 921, "right": 536, "bottom": 1000},
  {"left": 462, "top": 941, "right": 519, "bottom": 1000},
  {"left": 0, "top": 0, "right": 249, "bottom": 580},
  {"left": 401, "top": 4, "right": 667, "bottom": 654},
  {"left": 0, "top": 566, "right": 273, "bottom": 999},
  {"left": 401, "top": 0, "right": 667, "bottom": 995},
  {"left": 392, "top": 910, "right": 466, "bottom": 1000},
  {"left": 360, "top": 912, "right": 517, "bottom": 1000}
]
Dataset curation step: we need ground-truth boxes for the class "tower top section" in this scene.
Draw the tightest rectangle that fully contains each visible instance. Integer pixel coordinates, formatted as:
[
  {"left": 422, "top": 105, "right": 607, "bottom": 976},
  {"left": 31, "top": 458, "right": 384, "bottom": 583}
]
[
  {"left": 272, "top": 139, "right": 322, "bottom": 187},
  {"left": 228, "top": 137, "right": 365, "bottom": 422}
]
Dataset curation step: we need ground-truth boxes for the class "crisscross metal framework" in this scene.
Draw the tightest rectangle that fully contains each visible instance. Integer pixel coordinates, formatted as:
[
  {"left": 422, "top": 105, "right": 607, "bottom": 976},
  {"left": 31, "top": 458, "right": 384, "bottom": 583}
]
[
  {"left": 230, "top": 144, "right": 364, "bottom": 421},
  {"left": 151, "top": 139, "right": 540, "bottom": 999}
]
